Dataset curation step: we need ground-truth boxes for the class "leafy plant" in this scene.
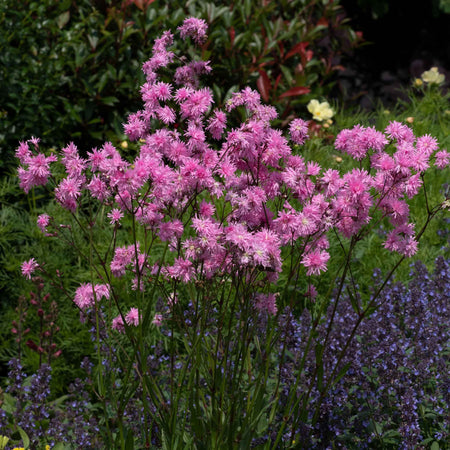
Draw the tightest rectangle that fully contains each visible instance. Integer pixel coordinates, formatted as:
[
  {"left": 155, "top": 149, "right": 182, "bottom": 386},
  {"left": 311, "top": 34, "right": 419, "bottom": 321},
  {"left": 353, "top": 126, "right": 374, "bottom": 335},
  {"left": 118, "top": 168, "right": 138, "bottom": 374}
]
[{"left": 4, "top": 18, "right": 448, "bottom": 449}]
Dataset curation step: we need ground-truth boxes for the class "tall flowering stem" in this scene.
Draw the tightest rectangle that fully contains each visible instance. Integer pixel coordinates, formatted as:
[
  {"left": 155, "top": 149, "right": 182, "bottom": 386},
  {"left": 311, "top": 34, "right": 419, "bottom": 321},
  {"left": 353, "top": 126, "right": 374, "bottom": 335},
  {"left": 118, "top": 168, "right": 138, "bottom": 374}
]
[{"left": 16, "top": 17, "right": 449, "bottom": 447}]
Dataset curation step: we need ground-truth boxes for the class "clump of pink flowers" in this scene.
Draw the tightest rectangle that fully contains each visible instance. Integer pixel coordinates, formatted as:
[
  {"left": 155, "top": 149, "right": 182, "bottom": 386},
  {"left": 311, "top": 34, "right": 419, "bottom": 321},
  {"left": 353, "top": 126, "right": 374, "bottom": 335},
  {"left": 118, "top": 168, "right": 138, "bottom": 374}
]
[{"left": 17, "top": 17, "right": 448, "bottom": 332}]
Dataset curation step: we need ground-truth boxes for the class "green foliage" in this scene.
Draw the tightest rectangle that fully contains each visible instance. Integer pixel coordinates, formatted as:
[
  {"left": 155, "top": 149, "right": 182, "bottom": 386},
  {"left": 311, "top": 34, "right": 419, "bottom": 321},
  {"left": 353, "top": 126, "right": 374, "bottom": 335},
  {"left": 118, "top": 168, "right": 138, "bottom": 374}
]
[
  {"left": 0, "top": 0, "right": 152, "bottom": 171},
  {"left": 0, "top": 5, "right": 448, "bottom": 446},
  {"left": 186, "top": 0, "right": 361, "bottom": 120},
  {"left": 0, "top": 0, "right": 359, "bottom": 171}
]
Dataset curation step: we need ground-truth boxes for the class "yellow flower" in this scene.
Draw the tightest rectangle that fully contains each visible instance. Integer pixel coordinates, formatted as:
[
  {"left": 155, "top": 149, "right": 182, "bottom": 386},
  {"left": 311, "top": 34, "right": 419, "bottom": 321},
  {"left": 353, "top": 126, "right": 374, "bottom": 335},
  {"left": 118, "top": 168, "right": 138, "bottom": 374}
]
[
  {"left": 12, "top": 447, "right": 25, "bottom": 450},
  {"left": 406, "top": 117, "right": 414, "bottom": 123},
  {"left": 413, "top": 78, "right": 423, "bottom": 87},
  {"left": 421, "top": 67, "right": 445, "bottom": 85},
  {"left": 120, "top": 141, "right": 128, "bottom": 149},
  {"left": 307, "top": 99, "right": 334, "bottom": 122}
]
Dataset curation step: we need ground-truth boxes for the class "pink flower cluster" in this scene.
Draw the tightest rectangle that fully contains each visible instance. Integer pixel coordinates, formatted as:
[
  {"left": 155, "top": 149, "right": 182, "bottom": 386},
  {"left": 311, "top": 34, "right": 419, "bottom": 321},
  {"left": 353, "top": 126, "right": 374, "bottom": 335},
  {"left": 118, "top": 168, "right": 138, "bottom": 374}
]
[
  {"left": 73, "top": 283, "right": 110, "bottom": 310},
  {"left": 17, "top": 18, "right": 449, "bottom": 327},
  {"left": 16, "top": 138, "right": 57, "bottom": 193}
]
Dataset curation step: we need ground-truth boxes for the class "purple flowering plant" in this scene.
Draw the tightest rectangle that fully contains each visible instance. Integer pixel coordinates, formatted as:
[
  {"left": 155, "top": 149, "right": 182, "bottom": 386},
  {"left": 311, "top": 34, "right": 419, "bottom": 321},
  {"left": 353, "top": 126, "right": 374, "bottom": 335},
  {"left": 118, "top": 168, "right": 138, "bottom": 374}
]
[{"left": 12, "top": 17, "right": 450, "bottom": 448}]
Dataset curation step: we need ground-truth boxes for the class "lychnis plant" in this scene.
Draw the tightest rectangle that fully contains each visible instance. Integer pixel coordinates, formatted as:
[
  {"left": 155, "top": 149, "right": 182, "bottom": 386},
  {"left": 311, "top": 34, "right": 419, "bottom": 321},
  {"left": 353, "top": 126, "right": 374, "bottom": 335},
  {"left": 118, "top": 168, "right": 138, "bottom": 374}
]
[{"left": 14, "top": 17, "right": 449, "bottom": 448}]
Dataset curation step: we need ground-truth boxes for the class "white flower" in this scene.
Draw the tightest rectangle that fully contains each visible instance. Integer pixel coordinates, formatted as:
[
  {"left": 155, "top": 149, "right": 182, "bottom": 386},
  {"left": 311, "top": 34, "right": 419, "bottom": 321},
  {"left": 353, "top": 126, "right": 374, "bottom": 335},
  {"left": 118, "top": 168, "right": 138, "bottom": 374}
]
[
  {"left": 421, "top": 67, "right": 445, "bottom": 85},
  {"left": 307, "top": 99, "right": 334, "bottom": 122}
]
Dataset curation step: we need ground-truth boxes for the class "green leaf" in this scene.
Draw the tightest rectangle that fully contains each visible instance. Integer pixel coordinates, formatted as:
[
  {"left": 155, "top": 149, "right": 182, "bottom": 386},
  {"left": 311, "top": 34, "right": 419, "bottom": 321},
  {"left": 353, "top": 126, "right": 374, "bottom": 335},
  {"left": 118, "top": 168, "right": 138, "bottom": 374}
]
[
  {"left": 2, "top": 393, "right": 17, "bottom": 414},
  {"left": 87, "top": 34, "right": 98, "bottom": 50},
  {"left": 101, "top": 96, "right": 119, "bottom": 106},
  {"left": 280, "top": 65, "right": 294, "bottom": 86},
  {"left": 431, "top": 442, "right": 440, "bottom": 450},
  {"left": 16, "top": 426, "right": 30, "bottom": 449},
  {"left": 125, "top": 427, "right": 134, "bottom": 450},
  {"left": 331, "top": 362, "right": 351, "bottom": 387},
  {"left": 56, "top": 11, "right": 70, "bottom": 29}
]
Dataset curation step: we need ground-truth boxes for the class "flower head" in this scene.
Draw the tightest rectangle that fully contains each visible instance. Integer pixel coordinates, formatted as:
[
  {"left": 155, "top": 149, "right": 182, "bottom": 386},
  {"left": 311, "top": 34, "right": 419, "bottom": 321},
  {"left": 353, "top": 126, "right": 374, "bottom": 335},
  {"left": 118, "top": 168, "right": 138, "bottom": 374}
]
[
  {"left": 289, "top": 118, "right": 309, "bottom": 145},
  {"left": 178, "top": 17, "right": 208, "bottom": 44},
  {"left": 307, "top": 99, "right": 334, "bottom": 122},
  {"left": 108, "top": 208, "right": 124, "bottom": 225},
  {"left": 112, "top": 315, "right": 125, "bottom": 333},
  {"left": 37, "top": 214, "right": 51, "bottom": 233},
  {"left": 421, "top": 67, "right": 445, "bottom": 85},
  {"left": 152, "top": 313, "right": 163, "bottom": 326},
  {"left": 125, "top": 307, "right": 140, "bottom": 326},
  {"left": 21, "top": 258, "right": 39, "bottom": 279},
  {"left": 301, "top": 249, "right": 330, "bottom": 275}
]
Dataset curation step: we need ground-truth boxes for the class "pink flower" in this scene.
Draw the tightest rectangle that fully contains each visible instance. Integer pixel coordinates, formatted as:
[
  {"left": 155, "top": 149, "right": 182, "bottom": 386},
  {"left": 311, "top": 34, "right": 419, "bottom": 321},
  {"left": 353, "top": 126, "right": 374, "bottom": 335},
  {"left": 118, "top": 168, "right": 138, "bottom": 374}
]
[
  {"left": 55, "top": 177, "right": 82, "bottom": 212},
  {"left": 152, "top": 313, "right": 163, "bottom": 327},
  {"left": 254, "top": 293, "right": 278, "bottom": 316},
  {"left": 111, "top": 244, "right": 137, "bottom": 277},
  {"left": 179, "top": 88, "right": 213, "bottom": 120},
  {"left": 73, "top": 283, "right": 110, "bottom": 309},
  {"left": 124, "top": 113, "right": 147, "bottom": 141},
  {"left": 112, "top": 315, "right": 125, "bottom": 333},
  {"left": 37, "top": 214, "right": 50, "bottom": 233},
  {"left": 305, "top": 284, "right": 318, "bottom": 300},
  {"left": 157, "top": 105, "right": 176, "bottom": 124},
  {"left": 61, "top": 142, "right": 86, "bottom": 178},
  {"left": 87, "top": 175, "right": 109, "bottom": 202},
  {"left": 153, "top": 81, "right": 172, "bottom": 101},
  {"left": 21, "top": 258, "right": 39, "bottom": 279},
  {"left": 178, "top": 17, "right": 208, "bottom": 44},
  {"left": 166, "top": 257, "right": 194, "bottom": 282},
  {"left": 385, "top": 121, "right": 415, "bottom": 143},
  {"left": 335, "top": 125, "right": 387, "bottom": 160},
  {"left": 416, "top": 134, "right": 438, "bottom": 156},
  {"left": 125, "top": 307, "right": 140, "bottom": 326},
  {"left": 108, "top": 208, "right": 124, "bottom": 225},
  {"left": 301, "top": 249, "right": 330, "bottom": 276},
  {"left": 384, "top": 223, "right": 418, "bottom": 256},
  {"left": 15, "top": 141, "right": 31, "bottom": 164},
  {"left": 18, "top": 153, "right": 57, "bottom": 193},
  {"left": 207, "top": 110, "right": 227, "bottom": 139},
  {"left": 435, "top": 150, "right": 449, "bottom": 169},
  {"left": 174, "top": 61, "right": 212, "bottom": 88},
  {"left": 289, "top": 118, "right": 309, "bottom": 145},
  {"left": 199, "top": 200, "right": 216, "bottom": 217}
]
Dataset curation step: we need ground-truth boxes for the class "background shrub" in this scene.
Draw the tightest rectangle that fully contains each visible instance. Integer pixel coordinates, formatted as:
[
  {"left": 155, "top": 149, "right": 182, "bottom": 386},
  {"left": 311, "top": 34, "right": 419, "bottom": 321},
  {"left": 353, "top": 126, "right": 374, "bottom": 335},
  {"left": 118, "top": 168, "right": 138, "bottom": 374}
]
[{"left": 0, "top": 0, "right": 359, "bottom": 172}]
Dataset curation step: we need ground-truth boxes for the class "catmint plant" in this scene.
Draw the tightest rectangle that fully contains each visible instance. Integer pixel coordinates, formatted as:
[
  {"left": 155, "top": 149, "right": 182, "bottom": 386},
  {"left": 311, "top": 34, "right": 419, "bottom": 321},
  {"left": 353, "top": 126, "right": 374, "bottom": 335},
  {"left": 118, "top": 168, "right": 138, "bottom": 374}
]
[{"left": 14, "top": 16, "right": 449, "bottom": 448}]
